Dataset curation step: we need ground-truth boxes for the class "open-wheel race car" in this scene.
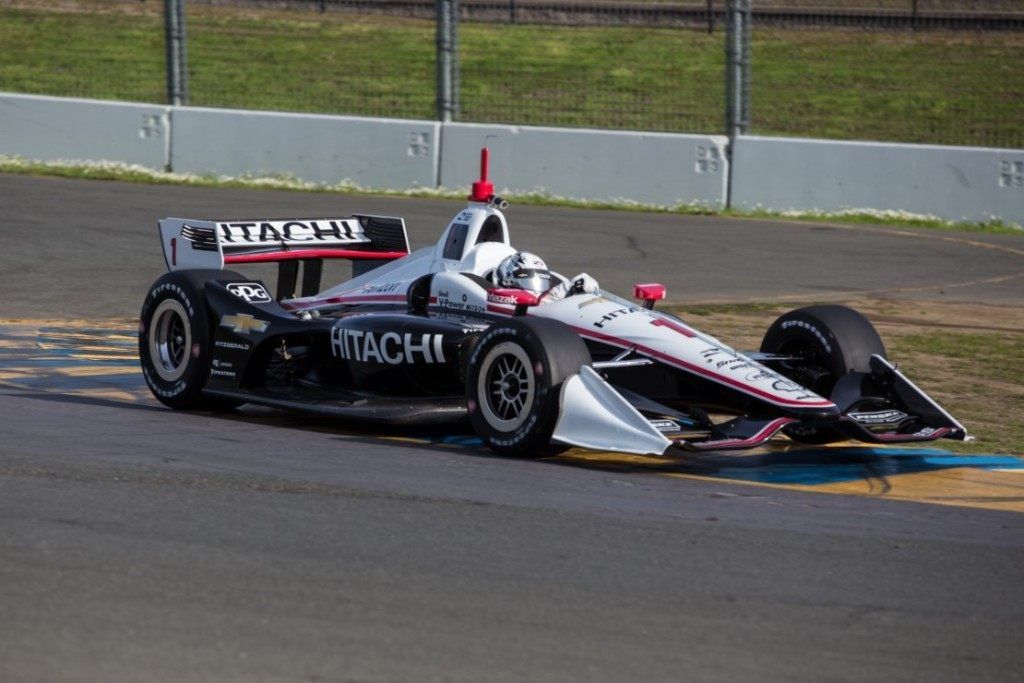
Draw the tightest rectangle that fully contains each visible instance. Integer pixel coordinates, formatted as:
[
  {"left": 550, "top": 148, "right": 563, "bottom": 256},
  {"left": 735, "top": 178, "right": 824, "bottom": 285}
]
[{"left": 138, "top": 148, "right": 971, "bottom": 456}]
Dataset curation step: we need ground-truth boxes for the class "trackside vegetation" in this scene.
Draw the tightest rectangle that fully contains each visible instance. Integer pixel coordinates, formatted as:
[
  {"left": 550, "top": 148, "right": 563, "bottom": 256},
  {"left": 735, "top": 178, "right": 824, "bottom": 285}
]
[
  {"left": 0, "top": 1, "right": 1022, "bottom": 147},
  {"left": 671, "top": 300, "right": 1024, "bottom": 456}
]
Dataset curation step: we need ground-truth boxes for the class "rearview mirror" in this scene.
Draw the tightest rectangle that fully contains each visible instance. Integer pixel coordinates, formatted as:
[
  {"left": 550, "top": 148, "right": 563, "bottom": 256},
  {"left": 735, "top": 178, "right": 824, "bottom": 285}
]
[{"left": 633, "top": 283, "right": 666, "bottom": 310}]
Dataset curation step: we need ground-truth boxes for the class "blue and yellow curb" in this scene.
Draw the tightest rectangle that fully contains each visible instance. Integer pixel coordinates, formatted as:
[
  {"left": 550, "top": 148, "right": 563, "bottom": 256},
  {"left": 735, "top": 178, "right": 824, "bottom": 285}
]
[{"left": 2, "top": 319, "right": 1021, "bottom": 512}]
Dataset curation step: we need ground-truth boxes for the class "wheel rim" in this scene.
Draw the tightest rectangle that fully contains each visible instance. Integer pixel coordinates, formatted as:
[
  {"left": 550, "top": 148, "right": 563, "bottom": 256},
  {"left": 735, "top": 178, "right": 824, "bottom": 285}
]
[
  {"left": 148, "top": 299, "right": 192, "bottom": 382},
  {"left": 477, "top": 342, "right": 536, "bottom": 432}
]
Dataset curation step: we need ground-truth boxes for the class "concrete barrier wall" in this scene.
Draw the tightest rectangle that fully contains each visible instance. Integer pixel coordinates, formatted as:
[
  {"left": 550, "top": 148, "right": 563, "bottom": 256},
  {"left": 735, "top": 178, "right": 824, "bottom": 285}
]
[
  {"left": 170, "top": 107, "right": 440, "bottom": 189},
  {"left": 731, "top": 135, "right": 1024, "bottom": 224},
  {"left": 1, "top": 94, "right": 1021, "bottom": 223},
  {"left": 0, "top": 93, "right": 169, "bottom": 169},
  {"left": 440, "top": 122, "right": 729, "bottom": 209}
]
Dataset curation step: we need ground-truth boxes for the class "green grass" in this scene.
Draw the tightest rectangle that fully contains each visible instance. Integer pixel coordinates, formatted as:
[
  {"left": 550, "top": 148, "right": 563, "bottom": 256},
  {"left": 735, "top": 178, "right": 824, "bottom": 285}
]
[
  {"left": 885, "top": 331, "right": 1024, "bottom": 456},
  {"left": 2, "top": 155, "right": 1020, "bottom": 235},
  {"left": 0, "top": 1, "right": 1021, "bottom": 146},
  {"left": 666, "top": 300, "right": 1024, "bottom": 456},
  {"left": 752, "top": 30, "right": 1024, "bottom": 147}
]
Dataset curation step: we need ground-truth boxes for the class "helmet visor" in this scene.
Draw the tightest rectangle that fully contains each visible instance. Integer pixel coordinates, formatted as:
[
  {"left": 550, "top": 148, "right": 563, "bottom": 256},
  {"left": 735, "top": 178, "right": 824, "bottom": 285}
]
[{"left": 512, "top": 269, "right": 551, "bottom": 294}]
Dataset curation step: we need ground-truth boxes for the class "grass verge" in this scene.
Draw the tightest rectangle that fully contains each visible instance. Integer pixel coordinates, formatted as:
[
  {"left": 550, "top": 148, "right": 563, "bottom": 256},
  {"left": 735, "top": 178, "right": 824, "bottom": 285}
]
[
  {"left": 1, "top": 155, "right": 1020, "bottom": 235},
  {"left": 0, "top": 0, "right": 1021, "bottom": 146},
  {"left": 667, "top": 299, "right": 1024, "bottom": 456}
]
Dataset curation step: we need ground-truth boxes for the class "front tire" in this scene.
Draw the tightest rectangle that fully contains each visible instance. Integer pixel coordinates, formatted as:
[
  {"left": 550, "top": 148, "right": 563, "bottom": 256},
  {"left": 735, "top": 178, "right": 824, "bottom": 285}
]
[
  {"left": 139, "top": 270, "right": 244, "bottom": 410},
  {"left": 466, "top": 317, "right": 591, "bottom": 457},
  {"left": 761, "top": 305, "right": 887, "bottom": 445}
]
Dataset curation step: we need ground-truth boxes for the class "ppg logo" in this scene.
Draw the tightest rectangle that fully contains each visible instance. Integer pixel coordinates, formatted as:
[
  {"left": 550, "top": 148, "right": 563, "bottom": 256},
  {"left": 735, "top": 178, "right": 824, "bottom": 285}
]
[{"left": 227, "top": 282, "right": 272, "bottom": 304}]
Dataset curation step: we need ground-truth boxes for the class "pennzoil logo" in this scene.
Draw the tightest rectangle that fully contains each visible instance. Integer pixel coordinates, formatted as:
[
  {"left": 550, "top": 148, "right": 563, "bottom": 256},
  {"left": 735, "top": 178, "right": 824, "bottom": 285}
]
[
  {"left": 220, "top": 314, "right": 269, "bottom": 335},
  {"left": 849, "top": 409, "right": 909, "bottom": 425}
]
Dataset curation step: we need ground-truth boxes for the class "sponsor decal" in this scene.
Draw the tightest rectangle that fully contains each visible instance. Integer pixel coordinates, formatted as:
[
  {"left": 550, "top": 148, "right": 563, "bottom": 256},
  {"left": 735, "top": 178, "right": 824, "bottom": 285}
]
[
  {"left": 745, "top": 369, "right": 776, "bottom": 382},
  {"left": 215, "top": 340, "right": 250, "bottom": 350},
  {"left": 209, "top": 368, "right": 236, "bottom": 379},
  {"left": 487, "top": 293, "right": 515, "bottom": 305},
  {"left": 701, "top": 347, "right": 754, "bottom": 373},
  {"left": 780, "top": 320, "right": 832, "bottom": 354},
  {"left": 648, "top": 419, "right": 682, "bottom": 434},
  {"left": 435, "top": 288, "right": 484, "bottom": 313},
  {"left": 592, "top": 306, "right": 640, "bottom": 329},
  {"left": 769, "top": 378, "right": 820, "bottom": 400},
  {"left": 331, "top": 326, "right": 446, "bottom": 364},
  {"left": 701, "top": 345, "right": 820, "bottom": 400},
  {"left": 150, "top": 282, "right": 195, "bottom": 317},
  {"left": 220, "top": 314, "right": 269, "bottom": 335},
  {"left": 216, "top": 219, "right": 369, "bottom": 247},
  {"left": 227, "top": 282, "right": 272, "bottom": 304},
  {"left": 849, "top": 409, "right": 910, "bottom": 425},
  {"left": 142, "top": 366, "right": 188, "bottom": 397},
  {"left": 211, "top": 358, "right": 234, "bottom": 370},
  {"left": 361, "top": 282, "right": 402, "bottom": 294}
]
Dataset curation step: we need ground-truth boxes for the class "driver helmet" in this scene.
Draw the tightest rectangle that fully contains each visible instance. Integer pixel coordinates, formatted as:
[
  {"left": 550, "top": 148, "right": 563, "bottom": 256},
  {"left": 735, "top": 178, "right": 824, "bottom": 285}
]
[{"left": 495, "top": 252, "right": 552, "bottom": 294}]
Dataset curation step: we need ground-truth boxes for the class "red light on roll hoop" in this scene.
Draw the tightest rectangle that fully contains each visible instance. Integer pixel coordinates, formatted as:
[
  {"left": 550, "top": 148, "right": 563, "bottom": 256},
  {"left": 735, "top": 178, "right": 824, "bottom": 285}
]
[{"left": 469, "top": 145, "right": 495, "bottom": 202}]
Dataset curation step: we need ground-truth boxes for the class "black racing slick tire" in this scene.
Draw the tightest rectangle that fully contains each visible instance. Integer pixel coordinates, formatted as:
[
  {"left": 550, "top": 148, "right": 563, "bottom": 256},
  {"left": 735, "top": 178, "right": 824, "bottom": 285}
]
[
  {"left": 139, "top": 269, "right": 246, "bottom": 411},
  {"left": 761, "top": 304, "right": 887, "bottom": 445},
  {"left": 466, "top": 317, "right": 591, "bottom": 458}
]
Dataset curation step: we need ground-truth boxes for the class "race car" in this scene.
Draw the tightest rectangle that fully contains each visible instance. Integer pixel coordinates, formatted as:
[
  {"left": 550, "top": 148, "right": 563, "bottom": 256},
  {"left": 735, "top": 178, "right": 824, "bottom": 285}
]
[{"left": 138, "top": 147, "right": 970, "bottom": 456}]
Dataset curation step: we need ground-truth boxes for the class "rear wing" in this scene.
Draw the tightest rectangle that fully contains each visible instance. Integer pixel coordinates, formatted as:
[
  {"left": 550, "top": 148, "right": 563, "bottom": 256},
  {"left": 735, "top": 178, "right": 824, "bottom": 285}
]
[{"left": 158, "top": 215, "right": 410, "bottom": 299}]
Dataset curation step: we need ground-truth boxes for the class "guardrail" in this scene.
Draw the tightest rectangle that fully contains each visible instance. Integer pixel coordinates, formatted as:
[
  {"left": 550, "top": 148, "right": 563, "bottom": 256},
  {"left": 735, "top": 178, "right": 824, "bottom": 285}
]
[{"left": 1, "top": 93, "right": 1021, "bottom": 224}]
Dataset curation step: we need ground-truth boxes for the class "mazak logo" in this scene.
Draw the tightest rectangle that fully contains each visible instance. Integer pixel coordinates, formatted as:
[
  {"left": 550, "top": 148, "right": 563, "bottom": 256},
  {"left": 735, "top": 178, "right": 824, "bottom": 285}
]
[
  {"left": 220, "top": 314, "right": 269, "bottom": 335},
  {"left": 331, "top": 326, "right": 445, "bottom": 365},
  {"left": 227, "top": 282, "right": 272, "bottom": 304},
  {"left": 487, "top": 293, "right": 518, "bottom": 305}
]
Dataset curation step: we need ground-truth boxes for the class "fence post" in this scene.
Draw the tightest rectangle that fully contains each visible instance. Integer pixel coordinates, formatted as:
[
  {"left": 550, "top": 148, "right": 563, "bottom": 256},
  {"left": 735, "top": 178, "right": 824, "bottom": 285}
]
[
  {"left": 436, "top": 0, "right": 459, "bottom": 122},
  {"left": 164, "top": 0, "right": 188, "bottom": 106},
  {"left": 724, "top": 0, "right": 750, "bottom": 142}
]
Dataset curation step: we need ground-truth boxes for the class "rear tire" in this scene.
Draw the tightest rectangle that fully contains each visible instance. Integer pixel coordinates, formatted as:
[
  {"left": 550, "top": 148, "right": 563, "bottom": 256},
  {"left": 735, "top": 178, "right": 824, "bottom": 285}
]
[
  {"left": 139, "top": 270, "right": 246, "bottom": 411},
  {"left": 761, "top": 305, "right": 886, "bottom": 445},
  {"left": 466, "top": 317, "right": 591, "bottom": 457}
]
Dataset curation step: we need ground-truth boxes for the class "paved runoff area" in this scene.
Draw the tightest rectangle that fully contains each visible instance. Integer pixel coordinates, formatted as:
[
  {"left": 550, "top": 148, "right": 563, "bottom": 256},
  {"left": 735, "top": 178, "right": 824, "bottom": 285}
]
[{"left": 0, "top": 174, "right": 1022, "bottom": 681}]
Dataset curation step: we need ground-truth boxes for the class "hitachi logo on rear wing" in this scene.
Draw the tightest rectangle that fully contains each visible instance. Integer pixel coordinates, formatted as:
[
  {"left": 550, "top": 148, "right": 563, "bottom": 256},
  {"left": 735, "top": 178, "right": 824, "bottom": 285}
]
[
  {"left": 158, "top": 215, "right": 410, "bottom": 271},
  {"left": 215, "top": 219, "right": 369, "bottom": 247}
]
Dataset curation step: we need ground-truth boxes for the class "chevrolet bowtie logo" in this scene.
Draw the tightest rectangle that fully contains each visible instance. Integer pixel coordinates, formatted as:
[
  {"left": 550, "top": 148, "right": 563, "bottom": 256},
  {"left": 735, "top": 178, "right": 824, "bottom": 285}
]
[{"left": 220, "top": 313, "right": 269, "bottom": 335}]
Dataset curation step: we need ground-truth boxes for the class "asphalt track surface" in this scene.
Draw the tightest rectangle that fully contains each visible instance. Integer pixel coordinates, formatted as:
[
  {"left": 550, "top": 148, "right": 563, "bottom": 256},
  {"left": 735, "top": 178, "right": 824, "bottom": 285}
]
[{"left": 1, "top": 174, "right": 1023, "bottom": 682}]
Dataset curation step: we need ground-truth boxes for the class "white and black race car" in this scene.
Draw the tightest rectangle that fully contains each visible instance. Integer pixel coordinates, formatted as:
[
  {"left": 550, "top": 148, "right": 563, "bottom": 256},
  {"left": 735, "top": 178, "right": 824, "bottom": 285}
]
[{"left": 139, "top": 149, "right": 970, "bottom": 456}]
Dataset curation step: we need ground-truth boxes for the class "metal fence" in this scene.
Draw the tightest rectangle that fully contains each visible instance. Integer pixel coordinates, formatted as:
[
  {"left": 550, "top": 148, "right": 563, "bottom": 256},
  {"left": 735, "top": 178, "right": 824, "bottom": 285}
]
[
  {"left": 0, "top": 0, "right": 1021, "bottom": 148},
  {"left": 748, "top": 18, "right": 1023, "bottom": 148}
]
